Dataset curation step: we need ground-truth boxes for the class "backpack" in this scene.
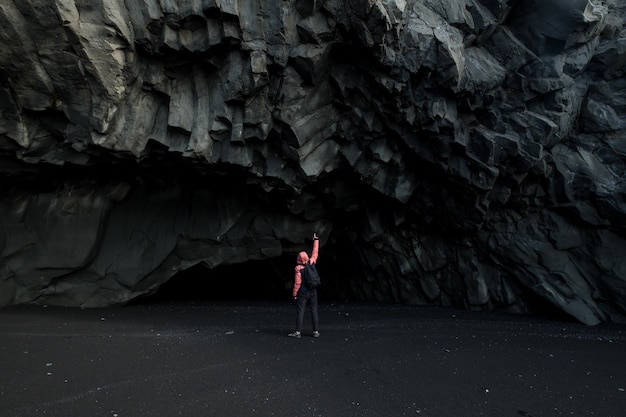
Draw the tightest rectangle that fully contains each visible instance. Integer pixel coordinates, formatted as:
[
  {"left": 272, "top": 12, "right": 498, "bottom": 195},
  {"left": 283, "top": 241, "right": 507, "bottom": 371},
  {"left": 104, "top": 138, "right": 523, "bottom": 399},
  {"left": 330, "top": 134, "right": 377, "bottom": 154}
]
[{"left": 302, "top": 261, "right": 321, "bottom": 289}]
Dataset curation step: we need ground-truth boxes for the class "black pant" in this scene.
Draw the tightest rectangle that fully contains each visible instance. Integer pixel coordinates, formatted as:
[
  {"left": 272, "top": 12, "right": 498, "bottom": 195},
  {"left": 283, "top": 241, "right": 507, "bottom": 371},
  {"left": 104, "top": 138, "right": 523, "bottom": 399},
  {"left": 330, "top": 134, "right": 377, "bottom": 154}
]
[{"left": 295, "top": 289, "right": 319, "bottom": 332}]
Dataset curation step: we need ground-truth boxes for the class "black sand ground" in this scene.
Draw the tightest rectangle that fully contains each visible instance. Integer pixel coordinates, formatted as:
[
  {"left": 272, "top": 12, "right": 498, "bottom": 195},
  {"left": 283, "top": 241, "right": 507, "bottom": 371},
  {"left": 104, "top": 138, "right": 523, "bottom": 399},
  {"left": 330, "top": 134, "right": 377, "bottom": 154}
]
[{"left": 1, "top": 300, "right": 625, "bottom": 417}]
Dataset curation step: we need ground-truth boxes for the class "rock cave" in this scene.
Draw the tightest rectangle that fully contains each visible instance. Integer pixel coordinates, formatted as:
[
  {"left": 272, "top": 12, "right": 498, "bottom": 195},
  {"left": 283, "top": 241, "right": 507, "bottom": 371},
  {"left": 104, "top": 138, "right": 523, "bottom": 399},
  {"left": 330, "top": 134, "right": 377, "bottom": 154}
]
[{"left": 1, "top": 0, "right": 626, "bottom": 325}]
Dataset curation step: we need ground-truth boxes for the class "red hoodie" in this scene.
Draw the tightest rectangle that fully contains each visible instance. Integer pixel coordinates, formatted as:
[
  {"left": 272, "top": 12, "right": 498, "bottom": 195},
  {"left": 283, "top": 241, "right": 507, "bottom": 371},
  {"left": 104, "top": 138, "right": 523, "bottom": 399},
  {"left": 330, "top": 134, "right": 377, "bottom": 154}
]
[{"left": 292, "top": 238, "right": 319, "bottom": 297}]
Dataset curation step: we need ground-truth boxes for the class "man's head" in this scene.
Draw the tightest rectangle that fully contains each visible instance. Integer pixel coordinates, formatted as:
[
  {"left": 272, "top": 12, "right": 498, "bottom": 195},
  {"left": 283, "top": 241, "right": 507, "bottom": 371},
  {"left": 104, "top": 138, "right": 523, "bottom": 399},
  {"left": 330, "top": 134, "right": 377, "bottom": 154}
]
[{"left": 297, "top": 251, "right": 309, "bottom": 264}]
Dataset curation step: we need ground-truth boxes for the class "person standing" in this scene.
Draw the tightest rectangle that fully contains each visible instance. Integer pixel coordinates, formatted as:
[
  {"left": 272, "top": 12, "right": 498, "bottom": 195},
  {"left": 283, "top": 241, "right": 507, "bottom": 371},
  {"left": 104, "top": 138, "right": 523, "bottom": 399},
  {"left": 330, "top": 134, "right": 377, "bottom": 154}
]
[{"left": 288, "top": 233, "right": 320, "bottom": 338}]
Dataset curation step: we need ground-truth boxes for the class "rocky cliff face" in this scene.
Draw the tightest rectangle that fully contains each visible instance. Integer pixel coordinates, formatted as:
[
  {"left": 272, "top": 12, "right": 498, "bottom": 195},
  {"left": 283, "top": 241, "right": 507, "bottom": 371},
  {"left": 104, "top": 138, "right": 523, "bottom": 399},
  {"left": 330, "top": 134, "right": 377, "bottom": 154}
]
[{"left": 1, "top": 0, "right": 625, "bottom": 325}]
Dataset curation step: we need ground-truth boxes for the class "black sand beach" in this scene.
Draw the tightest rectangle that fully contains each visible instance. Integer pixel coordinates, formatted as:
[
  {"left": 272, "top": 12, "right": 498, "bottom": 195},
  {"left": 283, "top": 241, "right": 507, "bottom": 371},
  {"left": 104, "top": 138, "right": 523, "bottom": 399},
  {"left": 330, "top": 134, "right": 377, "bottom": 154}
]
[{"left": 1, "top": 300, "right": 625, "bottom": 417}]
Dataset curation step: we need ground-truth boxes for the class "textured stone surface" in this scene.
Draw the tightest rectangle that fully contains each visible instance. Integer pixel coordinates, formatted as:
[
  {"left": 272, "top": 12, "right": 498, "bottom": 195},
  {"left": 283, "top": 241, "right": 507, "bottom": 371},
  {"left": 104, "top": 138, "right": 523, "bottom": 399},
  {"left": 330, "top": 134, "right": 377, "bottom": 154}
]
[{"left": 1, "top": 0, "right": 625, "bottom": 324}]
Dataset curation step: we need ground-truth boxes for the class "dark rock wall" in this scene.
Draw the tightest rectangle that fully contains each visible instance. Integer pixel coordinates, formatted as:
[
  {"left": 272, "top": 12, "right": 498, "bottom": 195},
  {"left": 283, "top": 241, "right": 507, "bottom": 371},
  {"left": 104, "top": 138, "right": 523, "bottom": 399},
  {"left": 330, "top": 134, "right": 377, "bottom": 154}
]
[{"left": 1, "top": 0, "right": 625, "bottom": 324}]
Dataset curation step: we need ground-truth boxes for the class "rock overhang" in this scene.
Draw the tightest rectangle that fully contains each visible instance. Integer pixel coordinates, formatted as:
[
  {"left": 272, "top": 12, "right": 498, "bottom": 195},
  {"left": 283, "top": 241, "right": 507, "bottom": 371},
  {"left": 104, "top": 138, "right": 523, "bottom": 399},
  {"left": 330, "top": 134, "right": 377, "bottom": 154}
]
[{"left": 1, "top": 0, "right": 625, "bottom": 325}]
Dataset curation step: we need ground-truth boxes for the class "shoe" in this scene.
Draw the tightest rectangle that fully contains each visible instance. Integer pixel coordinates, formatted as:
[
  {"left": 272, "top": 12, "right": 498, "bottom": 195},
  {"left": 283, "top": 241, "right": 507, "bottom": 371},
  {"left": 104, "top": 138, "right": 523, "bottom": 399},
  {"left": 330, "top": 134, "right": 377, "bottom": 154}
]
[
  {"left": 312, "top": 331, "right": 320, "bottom": 338},
  {"left": 288, "top": 331, "right": 301, "bottom": 339}
]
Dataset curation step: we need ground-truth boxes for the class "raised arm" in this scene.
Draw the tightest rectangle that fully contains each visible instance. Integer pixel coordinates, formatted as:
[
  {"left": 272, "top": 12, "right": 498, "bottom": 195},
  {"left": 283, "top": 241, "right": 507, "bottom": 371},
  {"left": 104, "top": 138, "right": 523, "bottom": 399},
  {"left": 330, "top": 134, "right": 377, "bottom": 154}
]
[{"left": 310, "top": 233, "right": 319, "bottom": 263}]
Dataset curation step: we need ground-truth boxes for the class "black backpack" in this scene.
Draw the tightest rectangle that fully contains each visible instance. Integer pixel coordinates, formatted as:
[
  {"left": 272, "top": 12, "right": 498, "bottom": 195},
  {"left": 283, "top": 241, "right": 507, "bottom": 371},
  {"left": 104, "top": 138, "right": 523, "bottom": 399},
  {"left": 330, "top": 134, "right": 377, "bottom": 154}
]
[{"left": 302, "top": 261, "right": 321, "bottom": 289}]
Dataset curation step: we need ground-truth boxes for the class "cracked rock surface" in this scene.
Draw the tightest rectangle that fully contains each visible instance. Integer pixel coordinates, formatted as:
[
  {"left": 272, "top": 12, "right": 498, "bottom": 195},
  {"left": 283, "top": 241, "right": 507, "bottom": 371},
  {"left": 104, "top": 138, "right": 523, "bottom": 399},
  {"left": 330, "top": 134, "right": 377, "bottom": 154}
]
[{"left": 1, "top": 0, "right": 626, "bottom": 325}]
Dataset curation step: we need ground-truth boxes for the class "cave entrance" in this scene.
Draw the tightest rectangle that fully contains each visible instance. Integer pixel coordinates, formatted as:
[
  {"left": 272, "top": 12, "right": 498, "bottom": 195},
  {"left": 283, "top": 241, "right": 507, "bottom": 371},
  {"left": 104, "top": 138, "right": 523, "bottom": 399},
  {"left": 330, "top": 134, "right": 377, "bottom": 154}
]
[
  {"left": 138, "top": 234, "right": 354, "bottom": 304},
  {"left": 145, "top": 254, "right": 299, "bottom": 302}
]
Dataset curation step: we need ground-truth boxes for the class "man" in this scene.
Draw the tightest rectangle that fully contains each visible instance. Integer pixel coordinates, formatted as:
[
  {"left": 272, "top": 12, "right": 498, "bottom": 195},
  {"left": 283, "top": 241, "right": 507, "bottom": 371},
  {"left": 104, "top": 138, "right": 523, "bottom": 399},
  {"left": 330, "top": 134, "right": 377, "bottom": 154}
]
[{"left": 288, "top": 232, "right": 320, "bottom": 338}]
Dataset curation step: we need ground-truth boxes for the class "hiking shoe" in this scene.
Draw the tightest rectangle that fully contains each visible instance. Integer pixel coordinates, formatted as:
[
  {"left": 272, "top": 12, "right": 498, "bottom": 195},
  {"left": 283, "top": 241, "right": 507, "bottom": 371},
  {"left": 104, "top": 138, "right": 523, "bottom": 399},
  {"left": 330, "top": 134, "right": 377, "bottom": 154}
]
[
  {"left": 288, "top": 331, "right": 301, "bottom": 339},
  {"left": 312, "top": 331, "right": 320, "bottom": 338}
]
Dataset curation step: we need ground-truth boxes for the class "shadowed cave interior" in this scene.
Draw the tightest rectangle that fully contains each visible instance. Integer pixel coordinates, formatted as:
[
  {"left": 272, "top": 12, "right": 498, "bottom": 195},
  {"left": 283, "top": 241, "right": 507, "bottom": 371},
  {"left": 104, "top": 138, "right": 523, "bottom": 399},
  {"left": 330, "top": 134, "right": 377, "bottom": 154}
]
[{"left": 140, "top": 253, "right": 343, "bottom": 303}]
